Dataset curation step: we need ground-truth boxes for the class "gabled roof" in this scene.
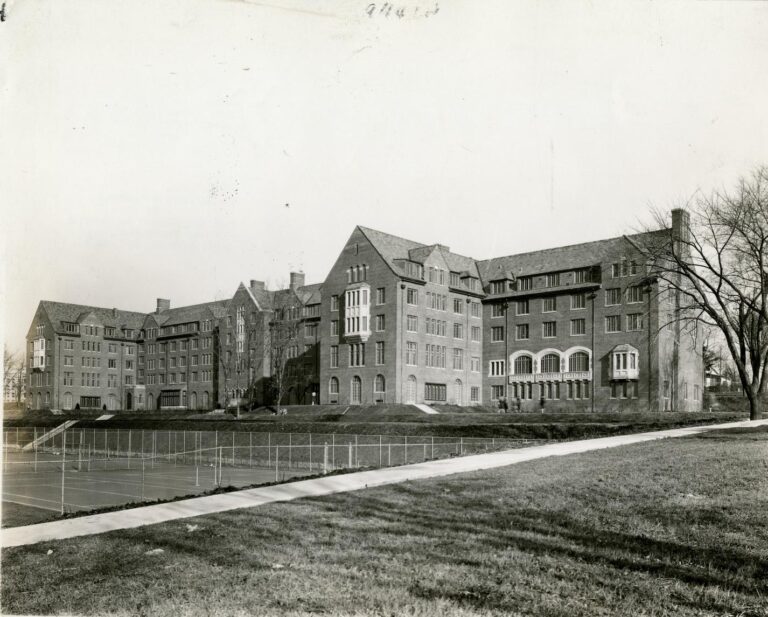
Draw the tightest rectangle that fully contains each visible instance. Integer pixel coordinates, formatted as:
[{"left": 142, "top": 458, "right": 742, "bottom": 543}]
[
  {"left": 298, "top": 283, "right": 322, "bottom": 305},
  {"left": 358, "top": 226, "right": 481, "bottom": 279},
  {"left": 477, "top": 230, "right": 668, "bottom": 282},
  {"left": 158, "top": 300, "right": 230, "bottom": 326},
  {"left": 40, "top": 301, "right": 146, "bottom": 331}
]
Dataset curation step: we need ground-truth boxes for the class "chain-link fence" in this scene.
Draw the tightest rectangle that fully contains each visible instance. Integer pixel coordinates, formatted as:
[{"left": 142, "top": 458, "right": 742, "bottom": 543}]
[{"left": 2, "top": 427, "right": 548, "bottom": 514}]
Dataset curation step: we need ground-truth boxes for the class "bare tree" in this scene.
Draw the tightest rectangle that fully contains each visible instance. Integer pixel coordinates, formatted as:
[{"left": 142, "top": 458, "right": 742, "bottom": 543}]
[
  {"left": 3, "top": 347, "right": 24, "bottom": 405},
  {"left": 267, "top": 294, "right": 303, "bottom": 408},
  {"left": 635, "top": 167, "right": 768, "bottom": 420}
]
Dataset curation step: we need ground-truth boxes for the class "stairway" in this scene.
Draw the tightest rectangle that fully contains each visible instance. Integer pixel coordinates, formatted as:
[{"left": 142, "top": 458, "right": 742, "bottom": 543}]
[
  {"left": 413, "top": 404, "right": 440, "bottom": 415},
  {"left": 21, "top": 420, "right": 79, "bottom": 451}
]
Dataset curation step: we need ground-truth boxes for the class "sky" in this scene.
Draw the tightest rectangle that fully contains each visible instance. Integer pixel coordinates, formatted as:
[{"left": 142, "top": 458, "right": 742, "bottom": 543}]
[{"left": 1, "top": 0, "right": 767, "bottom": 356}]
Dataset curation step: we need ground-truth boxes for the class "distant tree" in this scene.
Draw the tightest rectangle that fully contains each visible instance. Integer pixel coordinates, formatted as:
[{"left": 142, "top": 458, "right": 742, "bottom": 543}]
[
  {"left": 636, "top": 167, "right": 768, "bottom": 420},
  {"left": 3, "top": 347, "right": 24, "bottom": 404},
  {"left": 267, "top": 294, "right": 303, "bottom": 408}
]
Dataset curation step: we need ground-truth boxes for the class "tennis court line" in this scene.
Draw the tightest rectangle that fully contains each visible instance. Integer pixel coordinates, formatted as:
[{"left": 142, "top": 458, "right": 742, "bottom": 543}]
[{"left": 3, "top": 418, "right": 767, "bottom": 548}]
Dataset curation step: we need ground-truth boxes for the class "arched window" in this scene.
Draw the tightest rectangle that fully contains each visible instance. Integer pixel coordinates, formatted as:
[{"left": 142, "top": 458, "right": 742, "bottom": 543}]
[
  {"left": 374, "top": 375, "right": 385, "bottom": 393},
  {"left": 514, "top": 355, "right": 533, "bottom": 375},
  {"left": 108, "top": 394, "right": 117, "bottom": 411},
  {"left": 36, "top": 393, "right": 41, "bottom": 409},
  {"left": 569, "top": 351, "right": 590, "bottom": 372},
  {"left": 329, "top": 377, "right": 339, "bottom": 394},
  {"left": 182, "top": 390, "right": 187, "bottom": 407},
  {"left": 406, "top": 375, "right": 417, "bottom": 404},
  {"left": 63, "top": 392, "right": 73, "bottom": 410},
  {"left": 454, "top": 379, "right": 463, "bottom": 405},
  {"left": 148, "top": 393, "right": 155, "bottom": 410},
  {"left": 191, "top": 391, "right": 198, "bottom": 410},
  {"left": 351, "top": 376, "right": 362, "bottom": 404},
  {"left": 541, "top": 353, "right": 560, "bottom": 373},
  {"left": 202, "top": 391, "right": 210, "bottom": 409}
]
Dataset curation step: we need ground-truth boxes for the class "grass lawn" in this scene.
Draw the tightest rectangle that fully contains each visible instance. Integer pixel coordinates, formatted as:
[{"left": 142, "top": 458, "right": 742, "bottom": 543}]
[
  {"left": 3, "top": 427, "right": 767, "bottom": 616},
  {"left": 0, "top": 502, "right": 59, "bottom": 528}
]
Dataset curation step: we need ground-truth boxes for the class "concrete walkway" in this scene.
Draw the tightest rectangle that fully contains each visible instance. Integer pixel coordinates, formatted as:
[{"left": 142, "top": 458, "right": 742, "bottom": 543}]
[{"left": 3, "top": 418, "right": 766, "bottom": 548}]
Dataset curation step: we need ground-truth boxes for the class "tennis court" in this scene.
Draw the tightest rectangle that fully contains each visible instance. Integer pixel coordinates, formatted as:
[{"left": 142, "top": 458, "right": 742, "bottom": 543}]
[{"left": 2, "top": 427, "right": 546, "bottom": 514}]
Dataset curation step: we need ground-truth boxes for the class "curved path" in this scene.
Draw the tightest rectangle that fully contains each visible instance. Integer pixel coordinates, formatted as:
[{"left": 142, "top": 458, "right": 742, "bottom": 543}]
[{"left": 3, "top": 418, "right": 766, "bottom": 548}]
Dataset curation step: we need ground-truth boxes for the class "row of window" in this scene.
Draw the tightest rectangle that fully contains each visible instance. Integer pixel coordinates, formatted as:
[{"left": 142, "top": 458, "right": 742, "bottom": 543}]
[
  {"left": 494, "top": 380, "right": 592, "bottom": 401},
  {"left": 146, "top": 339, "right": 211, "bottom": 354},
  {"left": 490, "top": 314, "right": 644, "bottom": 341},
  {"left": 145, "top": 371, "right": 212, "bottom": 385}
]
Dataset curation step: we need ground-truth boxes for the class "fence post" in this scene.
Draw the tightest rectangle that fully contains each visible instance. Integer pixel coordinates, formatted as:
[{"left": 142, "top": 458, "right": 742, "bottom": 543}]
[
  {"left": 117, "top": 428, "right": 120, "bottom": 458},
  {"left": 249, "top": 432, "right": 253, "bottom": 468},
  {"left": 104, "top": 429, "right": 107, "bottom": 459},
  {"left": 355, "top": 435, "right": 358, "bottom": 467},
  {"left": 348, "top": 442, "right": 352, "bottom": 468},
  {"left": 152, "top": 431, "right": 156, "bottom": 468},
  {"left": 431, "top": 436, "right": 434, "bottom": 459},
  {"left": 168, "top": 431, "right": 171, "bottom": 462},
  {"left": 183, "top": 430, "right": 187, "bottom": 465},
  {"left": 275, "top": 445, "right": 279, "bottom": 483},
  {"left": 405, "top": 436, "right": 408, "bottom": 465},
  {"left": 332, "top": 434, "right": 335, "bottom": 468},
  {"left": 388, "top": 443, "right": 391, "bottom": 467},
  {"left": 60, "top": 429, "right": 66, "bottom": 515},
  {"left": 232, "top": 432, "right": 235, "bottom": 466},
  {"left": 268, "top": 433, "right": 271, "bottom": 468},
  {"left": 461, "top": 437, "right": 464, "bottom": 455},
  {"left": 128, "top": 430, "right": 132, "bottom": 469},
  {"left": 141, "top": 456, "right": 145, "bottom": 501},
  {"left": 309, "top": 433, "right": 312, "bottom": 472},
  {"left": 379, "top": 435, "right": 382, "bottom": 467},
  {"left": 323, "top": 443, "right": 328, "bottom": 474},
  {"left": 289, "top": 433, "right": 292, "bottom": 469},
  {"left": 34, "top": 441, "right": 38, "bottom": 472},
  {"left": 219, "top": 446, "right": 223, "bottom": 486},
  {"left": 423, "top": 443, "right": 426, "bottom": 461}
]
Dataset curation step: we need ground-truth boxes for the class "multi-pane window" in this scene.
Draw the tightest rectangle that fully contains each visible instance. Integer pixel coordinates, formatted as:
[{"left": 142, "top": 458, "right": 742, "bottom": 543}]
[
  {"left": 406, "top": 342, "right": 417, "bottom": 366},
  {"left": 543, "top": 297, "right": 556, "bottom": 312},
  {"left": 490, "top": 385, "right": 506, "bottom": 400},
  {"left": 453, "top": 323, "right": 464, "bottom": 339},
  {"left": 490, "top": 281, "right": 506, "bottom": 294},
  {"left": 375, "top": 341, "right": 385, "bottom": 365},
  {"left": 407, "top": 315, "right": 418, "bottom": 332},
  {"left": 491, "top": 326, "right": 504, "bottom": 342},
  {"left": 471, "top": 356, "right": 480, "bottom": 372},
  {"left": 489, "top": 360, "right": 506, "bottom": 376},
  {"left": 471, "top": 326, "right": 481, "bottom": 342},
  {"left": 329, "top": 377, "right": 339, "bottom": 395},
  {"left": 627, "top": 285, "right": 644, "bottom": 303},
  {"left": 426, "top": 292, "right": 447, "bottom": 311},
  {"left": 573, "top": 268, "right": 590, "bottom": 283},
  {"left": 571, "top": 293, "right": 586, "bottom": 310},
  {"left": 453, "top": 349, "right": 463, "bottom": 370},
  {"left": 375, "top": 315, "right": 385, "bottom": 331},
  {"left": 331, "top": 295, "right": 339, "bottom": 312},
  {"left": 517, "top": 276, "right": 533, "bottom": 291},
  {"left": 331, "top": 320, "right": 339, "bottom": 336},
  {"left": 376, "top": 288, "right": 386, "bottom": 305},
  {"left": 470, "top": 302, "right": 481, "bottom": 318},
  {"left": 491, "top": 304, "right": 505, "bottom": 318},
  {"left": 470, "top": 387, "right": 479, "bottom": 403},
  {"left": 425, "top": 345, "right": 446, "bottom": 368},
  {"left": 542, "top": 322, "right": 556, "bottom": 338},
  {"left": 516, "top": 324, "right": 529, "bottom": 340},
  {"left": 569, "top": 352, "right": 590, "bottom": 372},
  {"left": 627, "top": 313, "right": 643, "bottom": 331},
  {"left": 349, "top": 343, "right": 365, "bottom": 367},
  {"left": 605, "top": 315, "right": 622, "bottom": 333},
  {"left": 606, "top": 288, "right": 622, "bottom": 306},
  {"left": 514, "top": 355, "right": 533, "bottom": 375},
  {"left": 425, "top": 318, "right": 447, "bottom": 336},
  {"left": 407, "top": 288, "right": 418, "bottom": 305},
  {"left": 516, "top": 300, "right": 529, "bottom": 315},
  {"left": 541, "top": 354, "right": 560, "bottom": 373},
  {"left": 453, "top": 298, "right": 464, "bottom": 314},
  {"left": 571, "top": 319, "right": 586, "bottom": 336},
  {"left": 425, "top": 383, "right": 447, "bottom": 402},
  {"left": 545, "top": 273, "right": 560, "bottom": 287}
]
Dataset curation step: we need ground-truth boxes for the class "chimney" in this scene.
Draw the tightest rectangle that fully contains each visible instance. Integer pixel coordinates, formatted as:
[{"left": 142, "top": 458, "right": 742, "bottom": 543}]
[
  {"left": 249, "top": 279, "right": 265, "bottom": 294},
  {"left": 112, "top": 308, "right": 118, "bottom": 318},
  {"left": 156, "top": 298, "right": 171, "bottom": 314},
  {"left": 671, "top": 208, "right": 691, "bottom": 256},
  {"left": 289, "top": 272, "right": 305, "bottom": 290}
]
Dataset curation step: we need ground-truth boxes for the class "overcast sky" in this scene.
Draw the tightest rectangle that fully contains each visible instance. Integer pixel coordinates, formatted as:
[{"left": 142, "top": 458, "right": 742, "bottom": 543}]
[{"left": 1, "top": 0, "right": 767, "bottom": 356}]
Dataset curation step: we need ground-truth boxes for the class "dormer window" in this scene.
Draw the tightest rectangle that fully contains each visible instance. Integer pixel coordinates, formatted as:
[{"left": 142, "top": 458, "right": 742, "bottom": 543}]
[
  {"left": 545, "top": 273, "right": 560, "bottom": 288},
  {"left": 517, "top": 276, "right": 533, "bottom": 291},
  {"left": 489, "top": 280, "right": 506, "bottom": 294}
]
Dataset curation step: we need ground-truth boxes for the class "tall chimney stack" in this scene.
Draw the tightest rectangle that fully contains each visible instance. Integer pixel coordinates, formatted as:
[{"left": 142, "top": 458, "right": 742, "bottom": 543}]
[
  {"left": 156, "top": 298, "right": 171, "bottom": 314},
  {"left": 250, "top": 280, "right": 265, "bottom": 294},
  {"left": 289, "top": 272, "right": 305, "bottom": 290}
]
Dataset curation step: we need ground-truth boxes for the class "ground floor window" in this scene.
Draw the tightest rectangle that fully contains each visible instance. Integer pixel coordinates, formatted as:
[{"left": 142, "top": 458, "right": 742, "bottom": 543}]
[
  {"left": 160, "top": 390, "right": 181, "bottom": 408},
  {"left": 610, "top": 381, "right": 638, "bottom": 399},
  {"left": 80, "top": 396, "right": 101, "bottom": 409},
  {"left": 490, "top": 384, "right": 505, "bottom": 400},
  {"left": 470, "top": 386, "right": 479, "bottom": 403},
  {"left": 567, "top": 380, "right": 590, "bottom": 400},
  {"left": 510, "top": 383, "right": 533, "bottom": 399},
  {"left": 541, "top": 382, "right": 560, "bottom": 399},
  {"left": 425, "top": 383, "right": 447, "bottom": 402}
]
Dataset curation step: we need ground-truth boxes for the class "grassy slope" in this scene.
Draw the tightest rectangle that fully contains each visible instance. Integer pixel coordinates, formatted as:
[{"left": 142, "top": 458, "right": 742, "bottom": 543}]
[
  {"left": 3, "top": 427, "right": 767, "bottom": 616},
  {"left": 2, "top": 408, "right": 747, "bottom": 440}
]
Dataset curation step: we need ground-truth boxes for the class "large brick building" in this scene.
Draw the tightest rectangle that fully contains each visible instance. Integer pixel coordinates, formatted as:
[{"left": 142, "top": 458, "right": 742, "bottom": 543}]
[{"left": 25, "top": 210, "right": 703, "bottom": 412}]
